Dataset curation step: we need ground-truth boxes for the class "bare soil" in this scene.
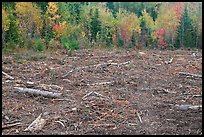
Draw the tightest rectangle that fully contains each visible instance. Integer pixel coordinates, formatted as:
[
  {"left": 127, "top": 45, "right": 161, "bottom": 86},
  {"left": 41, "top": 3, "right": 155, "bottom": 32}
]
[{"left": 2, "top": 48, "right": 202, "bottom": 135}]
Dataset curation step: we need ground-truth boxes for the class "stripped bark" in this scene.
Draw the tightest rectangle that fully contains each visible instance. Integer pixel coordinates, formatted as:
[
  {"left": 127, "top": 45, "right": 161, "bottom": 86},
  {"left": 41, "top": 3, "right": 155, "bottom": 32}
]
[{"left": 14, "top": 87, "right": 62, "bottom": 98}]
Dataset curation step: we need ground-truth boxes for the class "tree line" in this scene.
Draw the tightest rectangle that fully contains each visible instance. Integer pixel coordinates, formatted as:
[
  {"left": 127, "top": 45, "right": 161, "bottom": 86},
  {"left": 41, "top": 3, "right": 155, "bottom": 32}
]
[{"left": 2, "top": 2, "right": 202, "bottom": 52}]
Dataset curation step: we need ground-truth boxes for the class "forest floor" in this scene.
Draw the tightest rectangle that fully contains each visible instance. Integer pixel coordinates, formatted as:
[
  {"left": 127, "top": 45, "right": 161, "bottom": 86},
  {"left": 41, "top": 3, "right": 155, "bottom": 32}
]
[{"left": 2, "top": 48, "right": 202, "bottom": 135}]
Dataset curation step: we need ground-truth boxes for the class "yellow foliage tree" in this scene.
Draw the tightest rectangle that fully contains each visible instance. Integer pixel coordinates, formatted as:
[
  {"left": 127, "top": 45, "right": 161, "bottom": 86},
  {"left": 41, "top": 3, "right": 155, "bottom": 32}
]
[
  {"left": 141, "top": 9, "right": 155, "bottom": 32},
  {"left": 46, "top": 2, "right": 60, "bottom": 26},
  {"left": 117, "top": 10, "right": 141, "bottom": 45},
  {"left": 2, "top": 8, "right": 10, "bottom": 32},
  {"left": 15, "top": 2, "right": 43, "bottom": 39}
]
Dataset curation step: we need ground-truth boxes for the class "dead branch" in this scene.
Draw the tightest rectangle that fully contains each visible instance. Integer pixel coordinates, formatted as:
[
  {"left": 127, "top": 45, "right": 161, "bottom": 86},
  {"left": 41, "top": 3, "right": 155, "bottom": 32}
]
[
  {"left": 80, "top": 81, "right": 114, "bottom": 86},
  {"left": 89, "top": 123, "right": 116, "bottom": 127},
  {"left": 118, "top": 61, "right": 131, "bottom": 66},
  {"left": 93, "top": 92, "right": 111, "bottom": 100},
  {"left": 62, "top": 61, "right": 131, "bottom": 78},
  {"left": 24, "top": 113, "right": 46, "bottom": 132},
  {"left": 61, "top": 69, "right": 75, "bottom": 78},
  {"left": 176, "top": 104, "right": 202, "bottom": 111},
  {"left": 82, "top": 91, "right": 110, "bottom": 100},
  {"left": 192, "top": 94, "right": 202, "bottom": 98},
  {"left": 82, "top": 91, "right": 93, "bottom": 100},
  {"left": 2, "top": 122, "right": 21, "bottom": 130},
  {"left": 127, "top": 123, "right": 138, "bottom": 126},
  {"left": 136, "top": 112, "right": 143, "bottom": 124},
  {"left": 52, "top": 98, "right": 73, "bottom": 102},
  {"left": 62, "top": 66, "right": 89, "bottom": 78},
  {"left": 95, "top": 63, "right": 112, "bottom": 69},
  {"left": 14, "top": 87, "right": 62, "bottom": 98},
  {"left": 189, "top": 105, "right": 202, "bottom": 110},
  {"left": 165, "top": 58, "right": 173, "bottom": 64},
  {"left": 2, "top": 71, "right": 14, "bottom": 80},
  {"left": 55, "top": 121, "right": 65, "bottom": 127},
  {"left": 38, "top": 84, "right": 63, "bottom": 91},
  {"left": 95, "top": 61, "right": 130, "bottom": 68},
  {"left": 178, "top": 72, "right": 202, "bottom": 78}
]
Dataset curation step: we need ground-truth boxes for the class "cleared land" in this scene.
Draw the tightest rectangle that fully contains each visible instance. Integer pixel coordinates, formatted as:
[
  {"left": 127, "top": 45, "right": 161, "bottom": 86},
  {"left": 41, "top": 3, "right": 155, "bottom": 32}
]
[{"left": 2, "top": 48, "right": 202, "bottom": 135}]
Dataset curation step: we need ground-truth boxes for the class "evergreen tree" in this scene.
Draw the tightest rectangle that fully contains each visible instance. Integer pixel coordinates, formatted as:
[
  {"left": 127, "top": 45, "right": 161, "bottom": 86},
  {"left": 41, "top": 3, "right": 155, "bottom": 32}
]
[
  {"left": 106, "top": 2, "right": 117, "bottom": 18},
  {"left": 176, "top": 3, "right": 195, "bottom": 48},
  {"left": 90, "top": 9, "right": 101, "bottom": 43},
  {"left": 36, "top": 2, "right": 48, "bottom": 14}
]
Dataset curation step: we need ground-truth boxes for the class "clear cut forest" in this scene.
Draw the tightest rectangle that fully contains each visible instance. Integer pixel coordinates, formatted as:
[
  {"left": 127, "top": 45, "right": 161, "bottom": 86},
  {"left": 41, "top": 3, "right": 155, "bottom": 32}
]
[{"left": 2, "top": 2, "right": 202, "bottom": 135}]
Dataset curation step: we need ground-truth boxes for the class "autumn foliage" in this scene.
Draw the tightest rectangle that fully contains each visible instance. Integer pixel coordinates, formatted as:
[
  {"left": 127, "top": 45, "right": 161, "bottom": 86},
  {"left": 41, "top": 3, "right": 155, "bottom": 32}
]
[{"left": 2, "top": 2, "right": 202, "bottom": 51}]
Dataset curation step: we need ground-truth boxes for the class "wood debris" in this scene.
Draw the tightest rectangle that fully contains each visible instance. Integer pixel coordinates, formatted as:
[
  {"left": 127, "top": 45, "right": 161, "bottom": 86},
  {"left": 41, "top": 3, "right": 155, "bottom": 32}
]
[
  {"left": 82, "top": 91, "right": 110, "bottom": 100},
  {"left": 165, "top": 58, "right": 173, "bottom": 64},
  {"left": 24, "top": 113, "right": 46, "bottom": 132},
  {"left": 62, "top": 61, "right": 131, "bottom": 78},
  {"left": 178, "top": 72, "right": 202, "bottom": 78},
  {"left": 136, "top": 111, "right": 143, "bottom": 124},
  {"left": 14, "top": 87, "right": 62, "bottom": 98},
  {"left": 2, "top": 71, "right": 14, "bottom": 80},
  {"left": 2, "top": 122, "right": 22, "bottom": 130}
]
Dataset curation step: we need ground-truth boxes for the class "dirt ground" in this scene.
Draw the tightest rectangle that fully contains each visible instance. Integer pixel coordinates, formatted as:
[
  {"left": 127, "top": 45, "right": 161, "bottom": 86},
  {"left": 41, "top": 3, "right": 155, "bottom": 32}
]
[{"left": 2, "top": 48, "right": 202, "bottom": 135}]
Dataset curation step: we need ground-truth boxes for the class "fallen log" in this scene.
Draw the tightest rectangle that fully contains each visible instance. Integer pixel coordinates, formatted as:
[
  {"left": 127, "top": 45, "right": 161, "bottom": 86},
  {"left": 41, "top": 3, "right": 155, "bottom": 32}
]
[
  {"left": 14, "top": 87, "right": 62, "bottom": 98},
  {"left": 178, "top": 72, "right": 202, "bottom": 78}
]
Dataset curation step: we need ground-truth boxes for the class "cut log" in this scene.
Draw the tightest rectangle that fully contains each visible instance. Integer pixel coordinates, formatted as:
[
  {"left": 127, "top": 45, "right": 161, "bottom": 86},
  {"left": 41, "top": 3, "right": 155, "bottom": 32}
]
[{"left": 14, "top": 87, "right": 62, "bottom": 98}]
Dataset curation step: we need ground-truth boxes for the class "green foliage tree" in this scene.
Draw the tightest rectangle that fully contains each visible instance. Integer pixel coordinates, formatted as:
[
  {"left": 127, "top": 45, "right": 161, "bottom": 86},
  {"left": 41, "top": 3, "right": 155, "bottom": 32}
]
[
  {"left": 106, "top": 2, "right": 117, "bottom": 18},
  {"left": 90, "top": 8, "right": 101, "bottom": 43},
  {"left": 176, "top": 3, "right": 196, "bottom": 48}
]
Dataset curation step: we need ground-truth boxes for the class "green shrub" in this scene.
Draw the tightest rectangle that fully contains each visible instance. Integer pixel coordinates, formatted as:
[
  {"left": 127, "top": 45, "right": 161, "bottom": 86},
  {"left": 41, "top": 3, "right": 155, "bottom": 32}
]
[
  {"left": 3, "top": 40, "right": 16, "bottom": 53},
  {"left": 34, "top": 39, "right": 43, "bottom": 51},
  {"left": 48, "top": 38, "right": 55, "bottom": 49},
  {"left": 61, "top": 36, "right": 79, "bottom": 50}
]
